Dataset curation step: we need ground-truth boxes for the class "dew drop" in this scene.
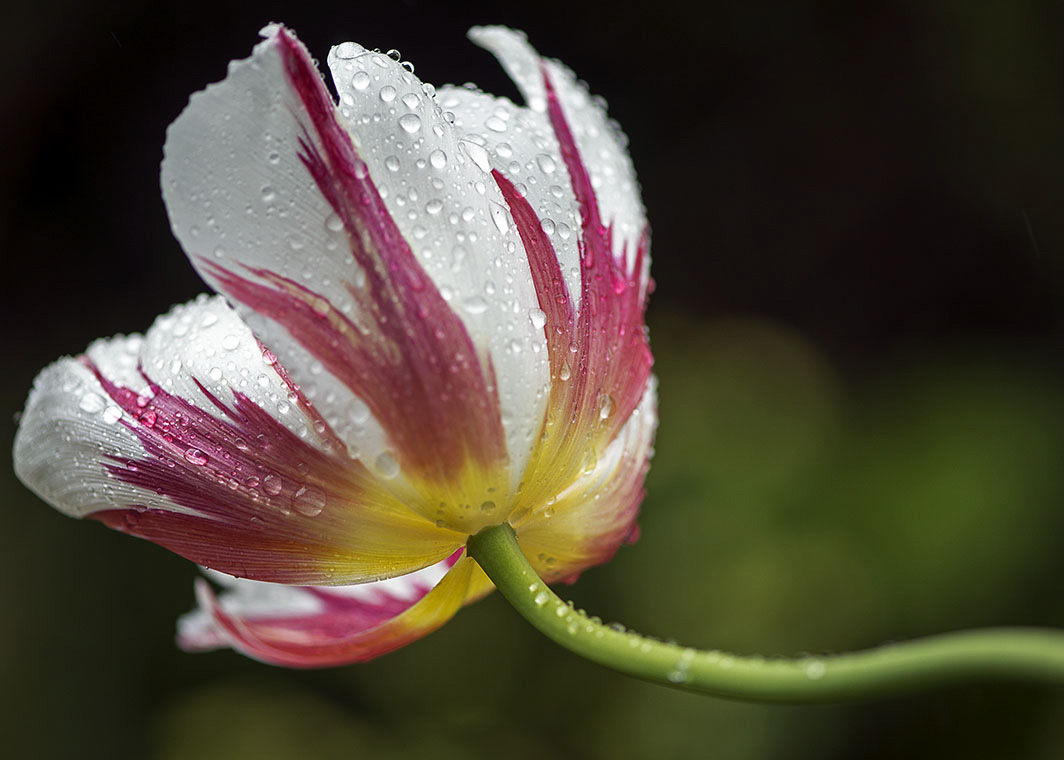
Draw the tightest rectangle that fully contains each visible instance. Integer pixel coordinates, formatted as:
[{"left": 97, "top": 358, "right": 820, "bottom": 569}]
[
  {"left": 429, "top": 149, "right": 447, "bottom": 169},
  {"left": 598, "top": 392, "right": 614, "bottom": 420},
  {"left": 480, "top": 500, "right": 496, "bottom": 512},
  {"left": 375, "top": 451, "right": 400, "bottom": 479},
  {"left": 293, "top": 484, "right": 327, "bottom": 517},
  {"left": 385, "top": 155, "right": 401, "bottom": 172},
  {"left": 263, "top": 474, "right": 283, "bottom": 495},
  {"left": 79, "top": 393, "right": 106, "bottom": 414},
  {"left": 529, "top": 308, "right": 547, "bottom": 330},
  {"left": 804, "top": 659, "right": 827, "bottom": 680},
  {"left": 536, "top": 154, "right": 557, "bottom": 175},
  {"left": 184, "top": 448, "right": 208, "bottom": 466},
  {"left": 485, "top": 115, "right": 507, "bottom": 132},
  {"left": 325, "top": 213, "right": 344, "bottom": 232},
  {"left": 398, "top": 113, "right": 422, "bottom": 134},
  {"left": 379, "top": 85, "right": 397, "bottom": 103},
  {"left": 490, "top": 203, "right": 510, "bottom": 233},
  {"left": 461, "top": 141, "right": 492, "bottom": 172},
  {"left": 334, "top": 42, "right": 362, "bottom": 60},
  {"left": 222, "top": 334, "right": 240, "bottom": 350},
  {"left": 463, "top": 296, "right": 489, "bottom": 315},
  {"left": 533, "top": 591, "right": 550, "bottom": 607},
  {"left": 351, "top": 70, "right": 370, "bottom": 90}
]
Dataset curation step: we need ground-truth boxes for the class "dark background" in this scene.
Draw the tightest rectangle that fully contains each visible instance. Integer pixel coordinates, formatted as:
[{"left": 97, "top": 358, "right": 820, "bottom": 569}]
[{"left": 3, "top": 1, "right": 1064, "bottom": 757}]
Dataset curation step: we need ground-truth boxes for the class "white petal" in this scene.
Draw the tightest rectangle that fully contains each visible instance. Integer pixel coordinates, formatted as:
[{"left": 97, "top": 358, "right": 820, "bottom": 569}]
[
  {"left": 437, "top": 85, "right": 584, "bottom": 313},
  {"left": 469, "top": 26, "right": 647, "bottom": 268},
  {"left": 326, "top": 40, "right": 550, "bottom": 480},
  {"left": 161, "top": 27, "right": 551, "bottom": 484},
  {"left": 13, "top": 295, "right": 326, "bottom": 519}
]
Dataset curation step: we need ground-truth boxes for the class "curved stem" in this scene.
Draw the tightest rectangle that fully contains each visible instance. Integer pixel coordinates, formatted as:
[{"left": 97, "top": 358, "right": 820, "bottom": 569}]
[{"left": 466, "top": 524, "right": 1064, "bottom": 703}]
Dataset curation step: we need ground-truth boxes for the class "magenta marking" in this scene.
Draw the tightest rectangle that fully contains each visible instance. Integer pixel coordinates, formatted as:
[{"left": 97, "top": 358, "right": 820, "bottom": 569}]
[
  {"left": 198, "top": 28, "right": 507, "bottom": 485},
  {"left": 84, "top": 357, "right": 403, "bottom": 584}
]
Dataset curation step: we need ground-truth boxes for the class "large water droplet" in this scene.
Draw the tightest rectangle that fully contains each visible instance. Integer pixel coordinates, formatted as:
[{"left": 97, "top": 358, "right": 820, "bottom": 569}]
[
  {"left": 490, "top": 202, "right": 509, "bottom": 233},
  {"left": 429, "top": 149, "right": 447, "bottom": 169},
  {"left": 263, "top": 474, "right": 283, "bottom": 495},
  {"left": 463, "top": 296, "right": 489, "bottom": 315},
  {"left": 334, "top": 42, "right": 363, "bottom": 60},
  {"left": 79, "top": 393, "right": 106, "bottom": 414},
  {"left": 184, "top": 448, "right": 208, "bottom": 466},
  {"left": 351, "top": 70, "right": 370, "bottom": 90},
  {"left": 293, "top": 484, "right": 326, "bottom": 517},
  {"left": 529, "top": 308, "right": 547, "bottom": 330},
  {"left": 461, "top": 141, "right": 492, "bottom": 172},
  {"left": 598, "top": 392, "right": 614, "bottom": 420},
  {"left": 375, "top": 451, "right": 400, "bottom": 479},
  {"left": 398, "top": 113, "right": 422, "bottom": 134}
]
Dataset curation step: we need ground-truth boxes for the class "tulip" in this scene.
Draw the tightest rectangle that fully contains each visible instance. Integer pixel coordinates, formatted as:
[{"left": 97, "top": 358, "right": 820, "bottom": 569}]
[{"left": 14, "top": 24, "right": 654, "bottom": 667}]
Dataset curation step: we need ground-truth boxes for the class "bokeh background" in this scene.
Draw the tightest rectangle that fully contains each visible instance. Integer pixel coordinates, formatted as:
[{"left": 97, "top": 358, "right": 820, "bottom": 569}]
[{"left": 3, "top": 1, "right": 1064, "bottom": 757}]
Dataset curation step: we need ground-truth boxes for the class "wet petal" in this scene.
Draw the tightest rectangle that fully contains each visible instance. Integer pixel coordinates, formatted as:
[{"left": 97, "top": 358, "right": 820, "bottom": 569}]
[
  {"left": 179, "top": 553, "right": 479, "bottom": 667},
  {"left": 13, "top": 296, "right": 461, "bottom": 585},
  {"left": 469, "top": 26, "right": 646, "bottom": 266},
  {"left": 161, "top": 26, "right": 550, "bottom": 491},
  {"left": 514, "top": 379, "right": 657, "bottom": 582}
]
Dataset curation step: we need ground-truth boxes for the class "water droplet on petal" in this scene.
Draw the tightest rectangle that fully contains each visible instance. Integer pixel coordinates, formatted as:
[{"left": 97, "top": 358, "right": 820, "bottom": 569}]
[
  {"left": 325, "top": 213, "right": 344, "bottom": 232},
  {"left": 375, "top": 451, "right": 400, "bottom": 479},
  {"left": 263, "top": 474, "right": 283, "bottom": 495},
  {"left": 293, "top": 484, "right": 326, "bottom": 517},
  {"left": 351, "top": 70, "right": 370, "bottom": 90},
  {"left": 429, "top": 149, "right": 447, "bottom": 169},
  {"left": 379, "top": 85, "right": 397, "bottom": 103},
  {"left": 79, "top": 393, "right": 106, "bottom": 414},
  {"left": 334, "top": 42, "right": 362, "bottom": 60},
  {"left": 463, "top": 296, "right": 488, "bottom": 315},
  {"left": 398, "top": 113, "right": 422, "bottom": 134},
  {"left": 598, "top": 392, "right": 614, "bottom": 420},
  {"left": 184, "top": 448, "right": 208, "bottom": 466},
  {"left": 461, "top": 141, "right": 492, "bottom": 172},
  {"left": 529, "top": 309, "right": 547, "bottom": 330}
]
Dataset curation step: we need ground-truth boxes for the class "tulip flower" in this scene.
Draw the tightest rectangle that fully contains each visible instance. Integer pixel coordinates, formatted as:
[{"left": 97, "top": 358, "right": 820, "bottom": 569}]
[
  {"left": 16, "top": 24, "right": 1064, "bottom": 699},
  {"left": 14, "top": 24, "right": 654, "bottom": 667}
]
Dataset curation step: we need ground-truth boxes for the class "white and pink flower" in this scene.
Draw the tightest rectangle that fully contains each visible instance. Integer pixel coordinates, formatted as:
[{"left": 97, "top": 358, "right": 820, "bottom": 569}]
[{"left": 14, "top": 24, "right": 654, "bottom": 667}]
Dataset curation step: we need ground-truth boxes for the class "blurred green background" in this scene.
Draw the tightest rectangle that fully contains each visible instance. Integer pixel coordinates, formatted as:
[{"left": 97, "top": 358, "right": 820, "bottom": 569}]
[{"left": 3, "top": 1, "right": 1064, "bottom": 758}]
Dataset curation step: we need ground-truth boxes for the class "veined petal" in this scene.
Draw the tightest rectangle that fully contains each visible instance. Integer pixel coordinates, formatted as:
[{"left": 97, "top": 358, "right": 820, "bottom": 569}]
[
  {"left": 13, "top": 296, "right": 461, "bottom": 585},
  {"left": 161, "top": 25, "right": 552, "bottom": 499},
  {"left": 514, "top": 379, "right": 657, "bottom": 583},
  {"left": 436, "top": 86, "right": 584, "bottom": 315},
  {"left": 468, "top": 26, "right": 646, "bottom": 267},
  {"left": 179, "top": 552, "right": 479, "bottom": 667}
]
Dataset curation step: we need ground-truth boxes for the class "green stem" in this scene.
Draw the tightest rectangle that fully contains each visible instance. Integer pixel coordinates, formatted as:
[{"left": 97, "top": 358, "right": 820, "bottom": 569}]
[{"left": 466, "top": 523, "right": 1064, "bottom": 703}]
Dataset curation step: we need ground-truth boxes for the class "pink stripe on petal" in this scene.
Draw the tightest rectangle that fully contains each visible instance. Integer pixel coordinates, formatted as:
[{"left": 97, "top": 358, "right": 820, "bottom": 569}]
[
  {"left": 85, "top": 357, "right": 458, "bottom": 585},
  {"left": 205, "top": 29, "right": 508, "bottom": 487},
  {"left": 187, "top": 554, "right": 476, "bottom": 667}
]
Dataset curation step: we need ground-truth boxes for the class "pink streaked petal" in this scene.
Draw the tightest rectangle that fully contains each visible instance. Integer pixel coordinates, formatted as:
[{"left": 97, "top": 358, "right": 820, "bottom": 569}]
[
  {"left": 181, "top": 554, "right": 477, "bottom": 667},
  {"left": 162, "top": 25, "right": 554, "bottom": 489},
  {"left": 15, "top": 296, "right": 461, "bottom": 586},
  {"left": 436, "top": 85, "right": 584, "bottom": 315},
  {"left": 514, "top": 380, "right": 657, "bottom": 583},
  {"left": 468, "top": 26, "right": 646, "bottom": 265}
]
